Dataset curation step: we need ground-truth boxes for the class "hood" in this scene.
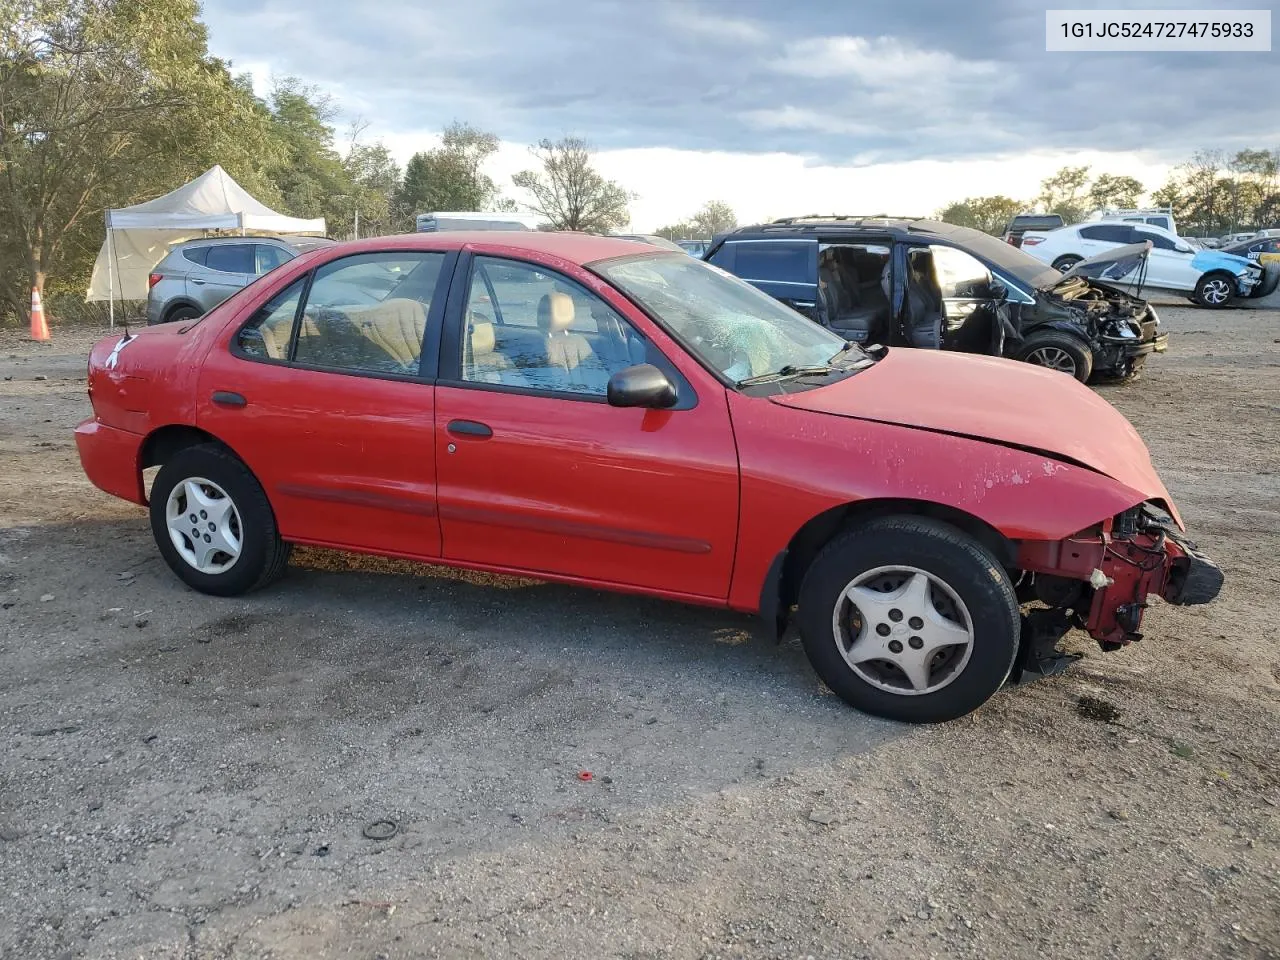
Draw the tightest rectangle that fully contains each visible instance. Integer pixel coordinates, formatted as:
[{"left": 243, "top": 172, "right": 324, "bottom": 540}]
[
  {"left": 1043, "top": 240, "right": 1151, "bottom": 290},
  {"left": 1190, "top": 249, "right": 1252, "bottom": 276},
  {"left": 770, "top": 349, "right": 1181, "bottom": 527}
]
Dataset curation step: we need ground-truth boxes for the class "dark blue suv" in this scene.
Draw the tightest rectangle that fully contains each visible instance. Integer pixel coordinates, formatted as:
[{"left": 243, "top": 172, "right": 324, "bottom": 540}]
[{"left": 704, "top": 216, "right": 1167, "bottom": 382}]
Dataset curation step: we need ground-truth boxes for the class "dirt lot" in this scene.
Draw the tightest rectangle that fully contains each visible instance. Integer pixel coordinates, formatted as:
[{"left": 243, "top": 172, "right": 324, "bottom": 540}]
[{"left": 1, "top": 300, "right": 1277, "bottom": 960}]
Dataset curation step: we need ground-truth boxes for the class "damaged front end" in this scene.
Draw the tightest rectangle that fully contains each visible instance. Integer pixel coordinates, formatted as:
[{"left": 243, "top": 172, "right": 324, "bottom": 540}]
[
  {"left": 1025, "top": 241, "right": 1167, "bottom": 380},
  {"left": 1011, "top": 505, "right": 1223, "bottom": 680}
]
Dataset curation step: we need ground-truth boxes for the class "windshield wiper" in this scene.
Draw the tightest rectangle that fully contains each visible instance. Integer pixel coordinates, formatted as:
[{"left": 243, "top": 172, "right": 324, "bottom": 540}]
[{"left": 736, "top": 364, "right": 836, "bottom": 386}]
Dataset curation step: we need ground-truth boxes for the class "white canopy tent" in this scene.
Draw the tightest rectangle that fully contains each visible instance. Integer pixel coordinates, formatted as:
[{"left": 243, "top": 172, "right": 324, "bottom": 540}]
[{"left": 87, "top": 165, "right": 325, "bottom": 323}]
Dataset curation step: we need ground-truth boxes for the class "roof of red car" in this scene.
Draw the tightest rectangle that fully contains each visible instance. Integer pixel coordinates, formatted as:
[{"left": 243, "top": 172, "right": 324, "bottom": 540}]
[{"left": 316, "top": 231, "right": 656, "bottom": 264}]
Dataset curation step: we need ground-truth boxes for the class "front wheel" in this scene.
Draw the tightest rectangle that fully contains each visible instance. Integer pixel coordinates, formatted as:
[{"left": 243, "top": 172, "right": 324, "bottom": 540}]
[
  {"left": 1016, "top": 332, "right": 1093, "bottom": 382},
  {"left": 1193, "top": 273, "right": 1235, "bottom": 309},
  {"left": 149, "top": 443, "right": 290, "bottom": 596},
  {"left": 796, "top": 517, "right": 1021, "bottom": 723}
]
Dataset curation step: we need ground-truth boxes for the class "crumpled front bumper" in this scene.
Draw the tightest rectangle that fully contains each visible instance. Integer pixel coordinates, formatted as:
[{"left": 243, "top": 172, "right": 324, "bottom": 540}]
[{"left": 1016, "top": 506, "right": 1223, "bottom": 649}]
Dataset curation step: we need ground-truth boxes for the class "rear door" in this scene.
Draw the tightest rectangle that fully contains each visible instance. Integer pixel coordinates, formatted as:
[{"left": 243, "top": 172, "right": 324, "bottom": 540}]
[
  {"left": 707, "top": 238, "right": 820, "bottom": 319},
  {"left": 197, "top": 249, "right": 456, "bottom": 557},
  {"left": 196, "top": 243, "right": 257, "bottom": 310},
  {"left": 1076, "top": 224, "right": 1134, "bottom": 260}
]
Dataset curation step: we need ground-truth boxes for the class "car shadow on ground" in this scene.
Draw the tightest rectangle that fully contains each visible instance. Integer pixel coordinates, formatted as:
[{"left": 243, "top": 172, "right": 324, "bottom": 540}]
[{"left": 2, "top": 517, "right": 906, "bottom": 865}]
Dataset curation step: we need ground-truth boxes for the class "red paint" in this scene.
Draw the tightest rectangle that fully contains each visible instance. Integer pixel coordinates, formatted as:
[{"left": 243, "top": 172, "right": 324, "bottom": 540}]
[{"left": 74, "top": 232, "right": 1201, "bottom": 639}]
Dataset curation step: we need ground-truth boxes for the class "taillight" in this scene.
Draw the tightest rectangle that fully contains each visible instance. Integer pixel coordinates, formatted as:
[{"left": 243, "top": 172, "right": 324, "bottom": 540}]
[
  {"left": 148, "top": 273, "right": 162, "bottom": 289},
  {"left": 1022, "top": 237, "right": 1043, "bottom": 247}
]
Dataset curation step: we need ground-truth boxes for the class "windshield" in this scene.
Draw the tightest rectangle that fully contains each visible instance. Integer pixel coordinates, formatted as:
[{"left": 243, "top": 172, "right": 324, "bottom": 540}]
[{"left": 593, "top": 253, "right": 857, "bottom": 383}]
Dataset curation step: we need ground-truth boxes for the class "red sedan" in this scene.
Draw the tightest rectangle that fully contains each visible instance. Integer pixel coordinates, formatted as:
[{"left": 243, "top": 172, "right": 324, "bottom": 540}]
[{"left": 76, "top": 232, "right": 1221, "bottom": 723}]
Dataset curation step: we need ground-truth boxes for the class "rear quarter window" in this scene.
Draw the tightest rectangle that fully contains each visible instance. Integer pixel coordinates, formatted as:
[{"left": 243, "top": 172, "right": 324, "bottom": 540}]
[
  {"left": 729, "top": 243, "right": 813, "bottom": 283},
  {"left": 182, "top": 246, "right": 209, "bottom": 267}
]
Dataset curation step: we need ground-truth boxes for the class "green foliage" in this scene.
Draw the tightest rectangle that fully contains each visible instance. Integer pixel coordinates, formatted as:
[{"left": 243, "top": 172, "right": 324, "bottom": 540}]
[
  {"left": 1037, "top": 165, "right": 1093, "bottom": 223},
  {"left": 935, "top": 195, "right": 1022, "bottom": 235},
  {"left": 391, "top": 122, "right": 503, "bottom": 229},
  {"left": 512, "top": 136, "right": 632, "bottom": 232},
  {"left": 656, "top": 201, "right": 737, "bottom": 240},
  {"left": 1152, "top": 149, "right": 1280, "bottom": 236},
  {"left": 1088, "top": 173, "right": 1145, "bottom": 211}
]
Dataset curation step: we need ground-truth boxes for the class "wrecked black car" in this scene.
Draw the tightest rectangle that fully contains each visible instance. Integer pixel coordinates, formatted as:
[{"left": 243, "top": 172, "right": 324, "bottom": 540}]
[{"left": 704, "top": 217, "right": 1167, "bottom": 382}]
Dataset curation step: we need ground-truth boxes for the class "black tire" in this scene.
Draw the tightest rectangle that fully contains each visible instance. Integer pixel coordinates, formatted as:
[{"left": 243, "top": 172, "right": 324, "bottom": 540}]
[
  {"left": 796, "top": 516, "right": 1020, "bottom": 723},
  {"left": 163, "top": 304, "right": 202, "bottom": 325},
  {"left": 149, "top": 443, "right": 290, "bottom": 596},
  {"left": 1193, "top": 272, "right": 1235, "bottom": 309},
  {"left": 1051, "top": 255, "right": 1082, "bottom": 273},
  {"left": 1015, "top": 331, "right": 1093, "bottom": 382}
]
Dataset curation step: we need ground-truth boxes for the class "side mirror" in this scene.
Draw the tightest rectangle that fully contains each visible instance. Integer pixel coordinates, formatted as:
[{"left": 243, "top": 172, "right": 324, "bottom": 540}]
[{"left": 606, "top": 363, "right": 678, "bottom": 409}]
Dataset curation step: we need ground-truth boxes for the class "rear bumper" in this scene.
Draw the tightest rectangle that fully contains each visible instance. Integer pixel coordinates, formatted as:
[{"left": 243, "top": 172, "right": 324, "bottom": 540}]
[{"left": 74, "top": 418, "right": 146, "bottom": 504}]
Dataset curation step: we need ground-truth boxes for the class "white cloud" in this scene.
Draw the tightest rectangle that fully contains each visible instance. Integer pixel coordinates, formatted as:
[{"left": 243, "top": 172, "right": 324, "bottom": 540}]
[
  {"left": 770, "top": 36, "right": 1000, "bottom": 84},
  {"left": 661, "top": 6, "right": 767, "bottom": 45}
]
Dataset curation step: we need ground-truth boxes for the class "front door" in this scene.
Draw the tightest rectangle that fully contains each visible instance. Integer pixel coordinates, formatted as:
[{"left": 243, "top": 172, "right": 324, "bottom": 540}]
[
  {"left": 927, "top": 244, "right": 1001, "bottom": 354},
  {"left": 432, "top": 254, "right": 740, "bottom": 601},
  {"left": 197, "top": 249, "right": 455, "bottom": 558}
]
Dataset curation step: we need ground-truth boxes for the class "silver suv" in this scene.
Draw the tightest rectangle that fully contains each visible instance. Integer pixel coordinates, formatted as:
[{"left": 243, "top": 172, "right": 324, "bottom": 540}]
[{"left": 146, "top": 236, "right": 333, "bottom": 325}]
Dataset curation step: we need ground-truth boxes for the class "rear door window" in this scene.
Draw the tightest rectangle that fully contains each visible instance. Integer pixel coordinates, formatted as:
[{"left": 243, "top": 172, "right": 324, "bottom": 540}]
[
  {"left": 709, "top": 239, "right": 819, "bottom": 310},
  {"left": 205, "top": 244, "right": 255, "bottom": 275},
  {"left": 1079, "top": 224, "right": 1133, "bottom": 243}
]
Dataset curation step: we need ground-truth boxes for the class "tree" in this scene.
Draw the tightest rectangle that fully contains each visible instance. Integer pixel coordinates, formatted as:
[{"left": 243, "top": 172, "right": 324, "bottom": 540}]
[
  {"left": 1037, "top": 165, "right": 1092, "bottom": 223},
  {"left": 1088, "top": 173, "right": 1144, "bottom": 211},
  {"left": 691, "top": 201, "right": 737, "bottom": 237},
  {"left": 0, "top": 0, "right": 280, "bottom": 322},
  {"left": 654, "top": 220, "right": 696, "bottom": 240},
  {"left": 935, "top": 195, "right": 1022, "bottom": 235},
  {"left": 340, "top": 122, "right": 401, "bottom": 237},
  {"left": 511, "top": 136, "right": 632, "bottom": 232},
  {"left": 391, "top": 122, "right": 502, "bottom": 228}
]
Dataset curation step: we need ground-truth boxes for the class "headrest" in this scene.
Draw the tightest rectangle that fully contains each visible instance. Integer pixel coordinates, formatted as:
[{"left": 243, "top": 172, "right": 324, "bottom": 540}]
[
  {"left": 537, "top": 292, "right": 575, "bottom": 333},
  {"left": 469, "top": 319, "right": 496, "bottom": 356}
]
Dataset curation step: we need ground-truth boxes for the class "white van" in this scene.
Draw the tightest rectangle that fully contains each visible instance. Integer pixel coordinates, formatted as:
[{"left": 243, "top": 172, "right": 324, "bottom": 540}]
[
  {"left": 1099, "top": 208, "right": 1178, "bottom": 236},
  {"left": 414, "top": 211, "right": 548, "bottom": 232}
]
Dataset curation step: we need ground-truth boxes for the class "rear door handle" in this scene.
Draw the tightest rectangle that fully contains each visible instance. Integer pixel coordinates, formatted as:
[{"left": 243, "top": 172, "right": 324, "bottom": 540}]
[
  {"left": 211, "top": 391, "right": 246, "bottom": 408},
  {"left": 447, "top": 419, "right": 492, "bottom": 438},
  {"left": 190, "top": 278, "right": 206, "bottom": 285}
]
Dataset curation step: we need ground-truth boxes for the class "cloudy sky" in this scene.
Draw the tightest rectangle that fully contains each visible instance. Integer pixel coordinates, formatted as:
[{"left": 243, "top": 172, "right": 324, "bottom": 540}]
[{"left": 201, "top": 0, "right": 1278, "bottom": 230}]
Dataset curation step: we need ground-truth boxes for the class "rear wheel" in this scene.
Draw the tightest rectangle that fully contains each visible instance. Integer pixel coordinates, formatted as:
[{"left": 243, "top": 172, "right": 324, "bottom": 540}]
[
  {"left": 163, "top": 304, "right": 202, "bottom": 324},
  {"left": 796, "top": 517, "right": 1021, "bottom": 723},
  {"left": 1193, "top": 272, "right": 1235, "bottom": 309},
  {"left": 149, "top": 444, "right": 290, "bottom": 596},
  {"left": 1051, "top": 255, "right": 1083, "bottom": 273},
  {"left": 1016, "top": 332, "right": 1093, "bottom": 382}
]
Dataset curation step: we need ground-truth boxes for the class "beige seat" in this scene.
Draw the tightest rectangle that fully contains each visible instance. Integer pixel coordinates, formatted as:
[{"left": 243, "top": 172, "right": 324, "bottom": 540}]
[
  {"left": 538, "top": 292, "right": 593, "bottom": 384},
  {"left": 346, "top": 298, "right": 428, "bottom": 367},
  {"left": 466, "top": 319, "right": 519, "bottom": 384}
]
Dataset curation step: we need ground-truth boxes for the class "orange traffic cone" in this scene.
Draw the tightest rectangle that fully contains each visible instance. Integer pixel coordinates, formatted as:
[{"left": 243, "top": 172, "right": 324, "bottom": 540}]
[{"left": 30, "top": 287, "right": 49, "bottom": 342}]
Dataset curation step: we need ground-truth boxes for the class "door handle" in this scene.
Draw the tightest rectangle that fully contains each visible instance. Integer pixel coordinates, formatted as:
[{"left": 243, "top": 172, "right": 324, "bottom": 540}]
[
  {"left": 211, "top": 391, "right": 246, "bottom": 408},
  {"left": 447, "top": 419, "right": 492, "bottom": 438},
  {"left": 190, "top": 278, "right": 206, "bottom": 285}
]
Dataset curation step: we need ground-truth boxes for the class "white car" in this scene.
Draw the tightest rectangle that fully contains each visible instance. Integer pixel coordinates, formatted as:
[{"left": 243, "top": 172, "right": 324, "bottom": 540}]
[{"left": 1021, "top": 222, "right": 1272, "bottom": 308}]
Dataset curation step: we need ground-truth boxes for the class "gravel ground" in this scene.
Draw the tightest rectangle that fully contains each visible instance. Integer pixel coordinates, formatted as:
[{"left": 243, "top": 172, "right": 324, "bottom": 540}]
[{"left": 0, "top": 298, "right": 1277, "bottom": 960}]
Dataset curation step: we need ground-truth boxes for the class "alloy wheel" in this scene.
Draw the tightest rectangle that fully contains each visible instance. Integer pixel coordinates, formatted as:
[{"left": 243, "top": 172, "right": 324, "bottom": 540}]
[
  {"left": 1026, "top": 346, "right": 1077, "bottom": 374},
  {"left": 1201, "top": 278, "right": 1231, "bottom": 305},
  {"left": 830, "top": 565, "right": 975, "bottom": 696}
]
